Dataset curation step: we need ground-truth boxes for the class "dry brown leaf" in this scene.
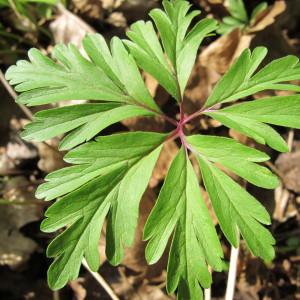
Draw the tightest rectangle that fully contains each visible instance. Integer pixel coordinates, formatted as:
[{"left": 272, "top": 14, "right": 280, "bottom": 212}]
[
  {"left": 276, "top": 151, "right": 300, "bottom": 193},
  {"left": 69, "top": 278, "right": 87, "bottom": 300},
  {"left": 50, "top": 5, "right": 95, "bottom": 47},
  {"left": 36, "top": 139, "right": 66, "bottom": 173},
  {"left": 122, "top": 115, "right": 165, "bottom": 132},
  {"left": 185, "top": 29, "right": 252, "bottom": 112},
  {"left": 0, "top": 176, "right": 42, "bottom": 268},
  {"left": 72, "top": 0, "right": 103, "bottom": 19},
  {"left": 133, "top": 284, "right": 174, "bottom": 300},
  {"left": 185, "top": 59, "right": 220, "bottom": 113},
  {"left": 106, "top": 12, "right": 127, "bottom": 27},
  {"left": 249, "top": 1, "right": 286, "bottom": 33},
  {"left": 200, "top": 28, "right": 253, "bottom": 74}
]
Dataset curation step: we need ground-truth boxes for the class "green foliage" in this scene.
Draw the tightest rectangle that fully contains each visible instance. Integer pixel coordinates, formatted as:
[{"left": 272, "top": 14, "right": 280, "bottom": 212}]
[
  {"left": 5, "top": 0, "right": 300, "bottom": 299},
  {"left": 217, "top": 0, "right": 268, "bottom": 34}
]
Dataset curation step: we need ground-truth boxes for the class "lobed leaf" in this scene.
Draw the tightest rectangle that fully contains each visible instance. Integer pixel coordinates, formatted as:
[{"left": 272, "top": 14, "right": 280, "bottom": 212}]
[
  {"left": 226, "top": 0, "right": 248, "bottom": 23},
  {"left": 144, "top": 148, "right": 223, "bottom": 300},
  {"left": 206, "top": 95, "right": 300, "bottom": 152},
  {"left": 5, "top": 34, "right": 160, "bottom": 112},
  {"left": 37, "top": 132, "right": 166, "bottom": 200},
  {"left": 40, "top": 132, "right": 165, "bottom": 289},
  {"left": 125, "top": 0, "right": 218, "bottom": 100},
  {"left": 22, "top": 103, "right": 152, "bottom": 150},
  {"left": 204, "top": 47, "right": 300, "bottom": 108},
  {"left": 197, "top": 156, "right": 275, "bottom": 262},
  {"left": 187, "top": 135, "right": 279, "bottom": 189}
]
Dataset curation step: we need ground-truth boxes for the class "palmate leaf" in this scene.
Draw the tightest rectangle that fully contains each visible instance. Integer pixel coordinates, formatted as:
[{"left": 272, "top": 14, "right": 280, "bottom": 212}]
[
  {"left": 39, "top": 131, "right": 165, "bottom": 289},
  {"left": 144, "top": 148, "right": 223, "bottom": 300},
  {"left": 124, "top": 0, "right": 218, "bottom": 100}
]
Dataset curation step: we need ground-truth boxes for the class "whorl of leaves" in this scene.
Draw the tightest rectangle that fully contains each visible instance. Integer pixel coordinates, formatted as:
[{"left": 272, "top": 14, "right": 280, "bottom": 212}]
[{"left": 5, "top": 0, "right": 300, "bottom": 299}]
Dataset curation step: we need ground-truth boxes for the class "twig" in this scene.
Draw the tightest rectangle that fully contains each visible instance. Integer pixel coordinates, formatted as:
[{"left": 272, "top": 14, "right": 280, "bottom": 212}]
[
  {"left": 287, "top": 129, "right": 294, "bottom": 151},
  {"left": 225, "top": 243, "right": 240, "bottom": 300},
  {"left": 0, "top": 68, "right": 60, "bottom": 154},
  {"left": 82, "top": 259, "right": 120, "bottom": 300},
  {"left": 0, "top": 68, "right": 33, "bottom": 120}
]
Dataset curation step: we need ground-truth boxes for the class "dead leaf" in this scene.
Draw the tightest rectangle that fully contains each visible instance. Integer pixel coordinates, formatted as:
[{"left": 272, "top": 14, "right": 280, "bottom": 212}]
[
  {"left": 69, "top": 278, "right": 87, "bottom": 300},
  {"left": 249, "top": 1, "right": 286, "bottom": 33},
  {"left": 0, "top": 176, "right": 41, "bottom": 268},
  {"left": 50, "top": 5, "right": 95, "bottom": 47},
  {"left": 122, "top": 115, "right": 165, "bottom": 132},
  {"left": 133, "top": 284, "right": 174, "bottom": 300},
  {"left": 72, "top": 0, "right": 103, "bottom": 19},
  {"left": 36, "top": 139, "right": 66, "bottom": 173},
  {"left": 276, "top": 151, "right": 300, "bottom": 193},
  {"left": 106, "top": 12, "right": 127, "bottom": 27},
  {"left": 200, "top": 28, "right": 253, "bottom": 74}
]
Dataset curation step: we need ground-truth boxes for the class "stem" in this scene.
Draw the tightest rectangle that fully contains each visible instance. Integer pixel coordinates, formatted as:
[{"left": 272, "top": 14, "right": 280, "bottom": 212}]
[
  {"left": 225, "top": 242, "right": 240, "bottom": 300},
  {"left": 129, "top": 98, "right": 178, "bottom": 126},
  {"left": 182, "top": 107, "right": 217, "bottom": 125},
  {"left": 166, "top": 102, "right": 192, "bottom": 152}
]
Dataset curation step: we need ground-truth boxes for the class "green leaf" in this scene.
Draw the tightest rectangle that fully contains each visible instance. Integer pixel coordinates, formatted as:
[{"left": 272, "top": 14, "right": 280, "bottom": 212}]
[
  {"left": 250, "top": 2, "right": 268, "bottom": 23},
  {"left": 40, "top": 131, "right": 164, "bottom": 289},
  {"left": 217, "top": 16, "right": 246, "bottom": 35},
  {"left": 125, "top": 0, "right": 217, "bottom": 100},
  {"left": 22, "top": 103, "right": 153, "bottom": 150},
  {"left": 204, "top": 47, "right": 300, "bottom": 108},
  {"left": 124, "top": 21, "right": 179, "bottom": 100},
  {"left": 206, "top": 111, "right": 288, "bottom": 152},
  {"left": 187, "top": 135, "right": 279, "bottom": 189},
  {"left": 218, "top": 95, "right": 300, "bottom": 129},
  {"left": 227, "top": 0, "right": 248, "bottom": 22},
  {"left": 5, "top": 34, "right": 160, "bottom": 112},
  {"left": 144, "top": 148, "right": 223, "bottom": 300},
  {"left": 197, "top": 156, "right": 275, "bottom": 262},
  {"left": 36, "top": 131, "right": 166, "bottom": 201},
  {"left": 206, "top": 94, "right": 300, "bottom": 152}
]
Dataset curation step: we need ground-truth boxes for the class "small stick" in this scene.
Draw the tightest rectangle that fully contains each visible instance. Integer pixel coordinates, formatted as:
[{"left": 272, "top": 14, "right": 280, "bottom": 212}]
[
  {"left": 287, "top": 129, "right": 294, "bottom": 151},
  {"left": 82, "top": 259, "right": 120, "bottom": 300},
  {"left": 0, "top": 68, "right": 60, "bottom": 154},
  {"left": 225, "top": 243, "right": 240, "bottom": 300},
  {"left": 0, "top": 69, "right": 33, "bottom": 120}
]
